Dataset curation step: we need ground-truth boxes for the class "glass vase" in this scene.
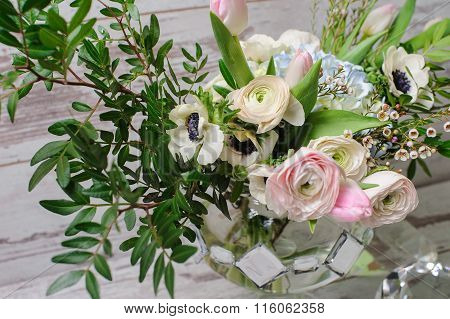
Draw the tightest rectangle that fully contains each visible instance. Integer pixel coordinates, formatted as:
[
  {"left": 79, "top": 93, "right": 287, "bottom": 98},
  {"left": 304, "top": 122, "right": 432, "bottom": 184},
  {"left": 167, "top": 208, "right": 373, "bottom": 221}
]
[{"left": 199, "top": 197, "right": 374, "bottom": 294}]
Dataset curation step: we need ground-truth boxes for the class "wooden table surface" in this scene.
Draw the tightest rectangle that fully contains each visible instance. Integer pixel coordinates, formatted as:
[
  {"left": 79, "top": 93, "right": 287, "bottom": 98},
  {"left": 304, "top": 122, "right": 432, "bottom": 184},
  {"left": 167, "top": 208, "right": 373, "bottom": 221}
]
[{"left": 0, "top": 0, "right": 449, "bottom": 299}]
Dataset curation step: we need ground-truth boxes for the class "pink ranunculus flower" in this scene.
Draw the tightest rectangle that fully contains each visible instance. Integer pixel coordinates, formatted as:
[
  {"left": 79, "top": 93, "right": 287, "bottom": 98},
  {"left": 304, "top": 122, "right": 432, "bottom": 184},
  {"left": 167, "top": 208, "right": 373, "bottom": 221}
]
[
  {"left": 265, "top": 148, "right": 342, "bottom": 222},
  {"left": 330, "top": 180, "right": 373, "bottom": 222},
  {"left": 284, "top": 49, "right": 313, "bottom": 88},
  {"left": 210, "top": 0, "right": 248, "bottom": 36}
]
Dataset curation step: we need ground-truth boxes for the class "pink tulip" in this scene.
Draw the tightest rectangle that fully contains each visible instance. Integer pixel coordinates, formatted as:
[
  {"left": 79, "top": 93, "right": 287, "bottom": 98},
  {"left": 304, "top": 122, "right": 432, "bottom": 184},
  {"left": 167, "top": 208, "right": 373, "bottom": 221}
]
[
  {"left": 360, "top": 4, "right": 397, "bottom": 36},
  {"left": 329, "top": 180, "right": 373, "bottom": 222},
  {"left": 284, "top": 50, "right": 313, "bottom": 88},
  {"left": 210, "top": 0, "right": 248, "bottom": 36}
]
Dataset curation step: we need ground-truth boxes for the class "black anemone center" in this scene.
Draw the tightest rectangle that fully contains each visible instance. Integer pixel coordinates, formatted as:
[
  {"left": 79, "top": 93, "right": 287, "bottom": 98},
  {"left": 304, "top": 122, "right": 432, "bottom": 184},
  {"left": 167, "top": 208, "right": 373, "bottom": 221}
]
[
  {"left": 392, "top": 69, "right": 411, "bottom": 94},
  {"left": 229, "top": 136, "right": 257, "bottom": 155},
  {"left": 186, "top": 113, "right": 200, "bottom": 141}
]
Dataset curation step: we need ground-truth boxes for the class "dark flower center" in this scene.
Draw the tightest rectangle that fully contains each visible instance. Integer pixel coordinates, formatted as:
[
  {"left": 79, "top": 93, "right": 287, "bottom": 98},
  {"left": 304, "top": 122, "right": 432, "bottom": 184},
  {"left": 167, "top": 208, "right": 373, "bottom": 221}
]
[
  {"left": 229, "top": 136, "right": 257, "bottom": 155},
  {"left": 186, "top": 113, "right": 200, "bottom": 141},
  {"left": 392, "top": 69, "right": 411, "bottom": 94}
]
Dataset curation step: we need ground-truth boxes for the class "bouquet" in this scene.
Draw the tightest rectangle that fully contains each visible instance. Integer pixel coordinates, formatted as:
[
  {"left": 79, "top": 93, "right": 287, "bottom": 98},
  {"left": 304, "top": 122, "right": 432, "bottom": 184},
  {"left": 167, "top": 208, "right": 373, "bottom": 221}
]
[{"left": 0, "top": 0, "right": 448, "bottom": 298}]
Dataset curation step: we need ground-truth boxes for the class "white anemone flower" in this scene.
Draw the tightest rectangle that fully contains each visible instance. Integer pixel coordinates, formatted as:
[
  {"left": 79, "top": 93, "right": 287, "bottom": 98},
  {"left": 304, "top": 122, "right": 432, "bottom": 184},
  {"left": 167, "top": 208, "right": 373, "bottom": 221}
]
[
  {"left": 167, "top": 101, "right": 224, "bottom": 165},
  {"left": 382, "top": 46, "right": 429, "bottom": 103},
  {"left": 220, "top": 130, "right": 278, "bottom": 167}
]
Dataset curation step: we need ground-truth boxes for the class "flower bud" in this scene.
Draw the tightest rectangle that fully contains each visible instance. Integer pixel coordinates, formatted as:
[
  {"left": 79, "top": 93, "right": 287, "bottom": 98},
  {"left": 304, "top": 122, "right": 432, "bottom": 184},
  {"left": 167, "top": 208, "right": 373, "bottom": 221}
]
[
  {"left": 284, "top": 50, "right": 313, "bottom": 88},
  {"left": 360, "top": 4, "right": 397, "bottom": 36},
  {"left": 210, "top": 0, "right": 248, "bottom": 36}
]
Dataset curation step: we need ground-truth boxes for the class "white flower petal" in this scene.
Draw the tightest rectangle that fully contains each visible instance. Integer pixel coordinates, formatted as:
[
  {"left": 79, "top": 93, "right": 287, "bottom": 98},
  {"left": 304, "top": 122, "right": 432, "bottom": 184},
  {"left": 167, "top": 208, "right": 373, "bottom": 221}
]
[{"left": 283, "top": 95, "right": 305, "bottom": 126}]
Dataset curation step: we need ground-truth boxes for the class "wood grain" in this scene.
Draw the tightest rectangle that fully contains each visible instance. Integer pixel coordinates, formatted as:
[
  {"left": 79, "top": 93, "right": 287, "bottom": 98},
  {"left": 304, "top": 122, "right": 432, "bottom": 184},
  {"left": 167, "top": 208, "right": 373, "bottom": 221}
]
[{"left": 0, "top": 0, "right": 449, "bottom": 299}]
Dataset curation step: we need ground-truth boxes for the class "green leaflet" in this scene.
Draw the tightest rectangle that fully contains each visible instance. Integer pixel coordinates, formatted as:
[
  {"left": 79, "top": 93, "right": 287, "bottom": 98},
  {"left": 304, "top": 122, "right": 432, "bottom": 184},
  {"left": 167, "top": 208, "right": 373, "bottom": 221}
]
[
  {"left": 340, "top": 31, "right": 386, "bottom": 65},
  {"left": 404, "top": 19, "right": 450, "bottom": 52},
  {"left": 290, "top": 59, "right": 322, "bottom": 117},
  {"left": 375, "top": 0, "right": 416, "bottom": 66},
  {"left": 303, "top": 110, "right": 387, "bottom": 142},
  {"left": 210, "top": 12, "right": 253, "bottom": 88}
]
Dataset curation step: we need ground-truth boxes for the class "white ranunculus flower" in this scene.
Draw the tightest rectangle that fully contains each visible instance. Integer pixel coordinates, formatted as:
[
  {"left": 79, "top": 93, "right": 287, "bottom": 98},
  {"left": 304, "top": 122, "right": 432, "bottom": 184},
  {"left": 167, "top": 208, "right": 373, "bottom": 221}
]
[
  {"left": 167, "top": 101, "right": 224, "bottom": 165},
  {"left": 241, "top": 30, "right": 320, "bottom": 64},
  {"left": 230, "top": 75, "right": 305, "bottom": 134},
  {"left": 278, "top": 29, "right": 320, "bottom": 52},
  {"left": 241, "top": 34, "right": 286, "bottom": 63},
  {"left": 361, "top": 171, "right": 419, "bottom": 227},
  {"left": 220, "top": 130, "right": 278, "bottom": 167},
  {"left": 307, "top": 136, "right": 368, "bottom": 181},
  {"left": 382, "top": 46, "right": 430, "bottom": 103}
]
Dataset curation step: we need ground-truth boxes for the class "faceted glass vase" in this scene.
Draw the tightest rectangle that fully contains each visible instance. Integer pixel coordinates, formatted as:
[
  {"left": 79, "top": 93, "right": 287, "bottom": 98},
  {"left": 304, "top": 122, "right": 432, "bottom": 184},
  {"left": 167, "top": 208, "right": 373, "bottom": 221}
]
[
  {"left": 199, "top": 198, "right": 446, "bottom": 298},
  {"left": 199, "top": 198, "right": 373, "bottom": 295}
]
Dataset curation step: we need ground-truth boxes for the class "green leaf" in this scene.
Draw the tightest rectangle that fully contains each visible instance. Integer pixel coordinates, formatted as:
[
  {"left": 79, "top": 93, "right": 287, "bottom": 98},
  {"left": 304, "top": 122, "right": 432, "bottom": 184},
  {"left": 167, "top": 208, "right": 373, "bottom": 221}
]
[
  {"left": 46, "top": 271, "right": 84, "bottom": 296},
  {"left": 170, "top": 245, "right": 197, "bottom": 263},
  {"left": 131, "top": 229, "right": 151, "bottom": 265},
  {"left": 7, "top": 91, "right": 18, "bottom": 122},
  {"left": 0, "top": 14, "right": 20, "bottom": 32},
  {"left": 22, "top": 0, "right": 51, "bottom": 12},
  {"left": 175, "top": 190, "right": 192, "bottom": 213},
  {"left": 404, "top": 19, "right": 450, "bottom": 52},
  {"left": 139, "top": 242, "right": 157, "bottom": 283},
  {"left": 164, "top": 262, "right": 175, "bottom": 298},
  {"left": 359, "top": 183, "right": 379, "bottom": 190},
  {"left": 308, "top": 220, "right": 317, "bottom": 234},
  {"left": 153, "top": 253, "right": 165, "bottom": 295},
  {"left": 375, "top": 0, "right": 416, "bottom": 65},
  {"left": 417, "top": 158, "right": 432, "bottom": 177},
  {"left": 69, "top": 0, "right": 92, "bottom": 33},
  {"left": 124, "top": 209, "right": 136, "bottom": 231},
  {"left": 62, "top": 236, "right": 99, "bottom": 249},
  {"left": 340, "top": 31, "right": 386, "bottom": 65},
  {"left": 291, "top": 59, "right": 322, "bottom": 117},
  {"left": 72, "top": 101, "right": 92, "bottom": 112},
  {"left": 0, "top": 0, "right": 18, "bottom": 16},
  {"left": 85, "top": 271, "right": 100, "bottom": 299},
  {"left": 75, "top": 222, "right": 105, "bottom": 234},
  {"left": 31, "top": 141, "right": 68, "bottom": 166},
  {"left": 39, "top": 28, "right": 65, "bottom": 48},
  {"left": 101, "top": 205, "right": 118, "bottom": 228},
  {"left": 304, "top": 110, "right": 387, "bottom": 141},
  {"left": 94, "top": 255, "right": 112, "bottom": 281},
  {"left": 407, "top": 160, "right": 416, "bottom": 179},
  {"left": 210, "top": 12, "right": 253, "bottom": 87},
  {"left": 218, "top": 59, "right": 237, "bottom": 89},
  {"left": 338, "top": 1, "right": 376, "bottom": 56},
  {"left": 56, "top": 156, "right": 70, "bottom": 188},
  {"left": 29, "top": 157, "right": 58, "bottom": 191},
  {"left": 48, "top": 9, "right": 67, "bottom": 34},
  {"left": 266, "top": 56, "right": 276, "bottom": 76},
  {"left": 0, "top": 30, "right": 21, "bottom": 47},
  {"left": 119, "top": 237, "right": 138, "bottom": 252},
  {"left": 52, "top": 251, "right": 92, "bottom": 264},
  {"left": 65, "top": 207, "right": 96, "bottom": 236},
  {"left": 128, "top": 3, "right": 140, "bottom": 21},
  {"left": 67, "top": 18, "right": 96, "bottom": 51},
  {"left": 149, "top": 14, "right": 160, "bottom": 47},
  {"left": 40, "top": 200, "right": 83, "bottom": 216}
]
